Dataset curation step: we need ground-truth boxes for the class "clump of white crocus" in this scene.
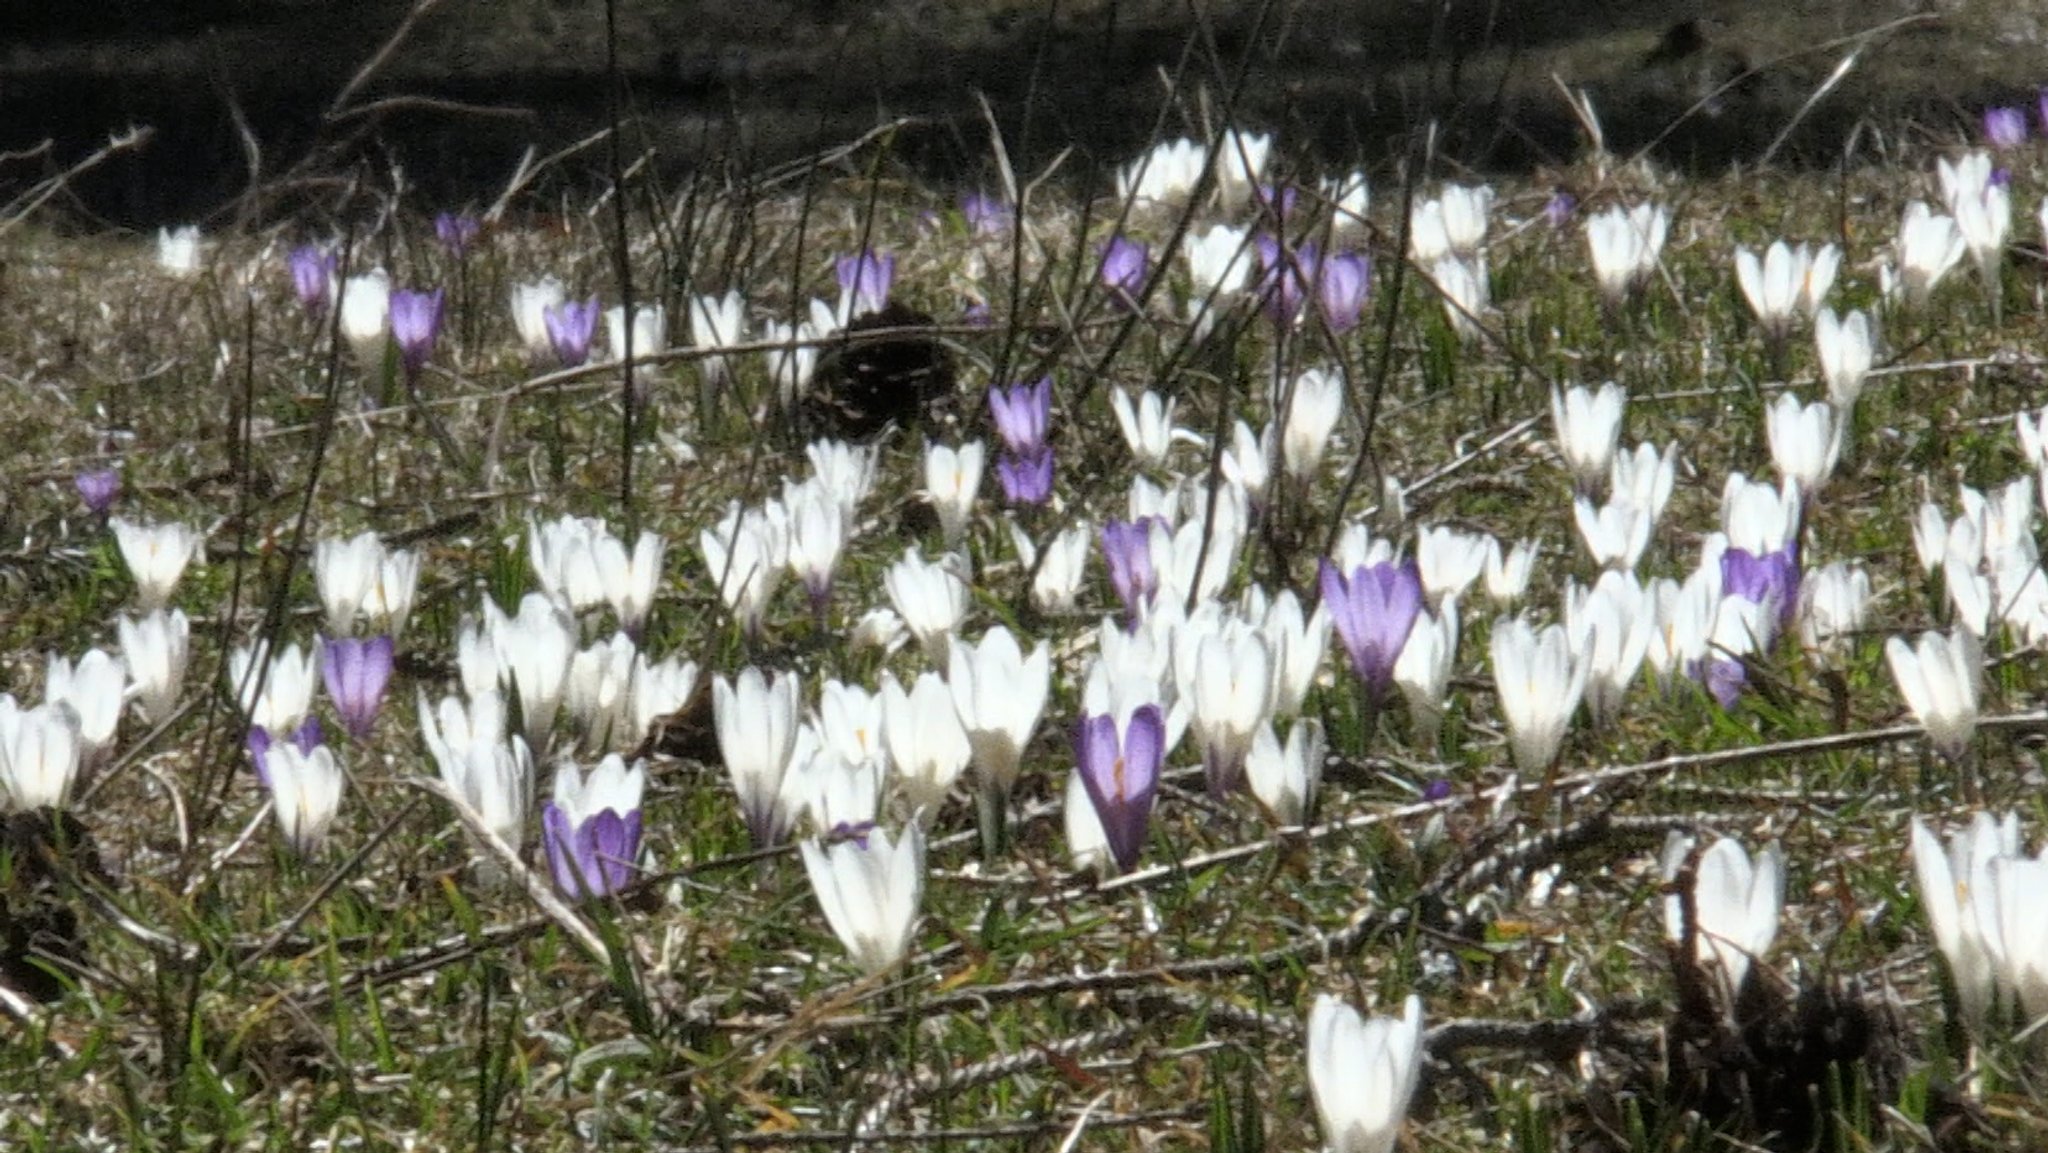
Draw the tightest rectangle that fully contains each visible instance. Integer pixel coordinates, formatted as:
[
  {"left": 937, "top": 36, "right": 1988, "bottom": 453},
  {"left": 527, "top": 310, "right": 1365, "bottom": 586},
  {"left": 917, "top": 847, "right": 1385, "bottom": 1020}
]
[
  {"left": 420, "top": 689, "right": 535, "bottom": 854},
  {"left": 1886, "top": 629, "right": 1981, "bottom": 762},
  {"left": 119, "top": 608, "right": 190, "bottom": 725},
  {"left": 1245, "top": 716, "right": 1325, "bottom": 826},
  {"left": 45, "top": 649, "right": 125, "bottom": 761},
  {"left": 112, "top": 518, "right": 202, "bottom": 612},
  {"left": 266, "top": 741, "right": 345, "bottom": 855},
  {"left": 688, "top": 290, "right": 746, "bottom": 388},
  {"left": 1117, "top": 138, "right": 1207, "bottom": 208},
  {"left": 1306, "top": 993, "right": 1425, "bottom": 1153},
  {"left": 338, "top": 268, "right": 392, "bottom": 368},
  {"left": 1490, "top": 616, "right": 1588, "bottom": 771},
  {"left": 1550, "top": 382, "right": 1625, "bottom": 493},
  {"left": 922, "top": 441, "right": 984, "bottom": 545},
  {"left": 1892, "top": 202, "right": 1966, "bottom": 305},
  {"left": 802, "top": 822, "right": 926, "bottom": 976},
  {"left": 1910, "top": 812, "right": 2017, "bottom": 1032},
  {"left": 156, "top": 225, "right": 203, "bottom": 277},
  {"left": 1797, "top": 561, "right": 1871, "bottom": 664},
  {"left": 0, "top": 698, "right": 83, "bottom": 810},
  {"left": 229, "top": 640, "right": 317, "bottom": 735},
  {"left": 510, "top": 277, "right": 566, "bottom": 362},
  {"left": 714, "top": 667, "right": 802, "bottom": 847},
  {"left": 1393, "top": 600, "right": 1457, "bottom": 748},
  {"left": 1661, "top": 833, "right": 1785, "bottom": 1013},
  {"left": 948, "top": 626, "right": 1051, "bottom": 801},
  {"left": 1431, "top": 255, "right": 1488, "bottom": 341},
  {"left": 1814, "top": 307, "right": 1875, "bottom": 410},
  {"left": 1280, "top": 366, "right": 1344, "bottom": 483},
  {"left": 1111, "top": 388, "right": 1188, "bottom": 469},
  {"left": 1764, "top": 392, "right": 1841, "bottom": 494},
  {"left": 700, "top": 501, "right": 789, "bottom": 638},
  {"left": 1584, "top": 203, "right": 1670, "bottom": 301}
]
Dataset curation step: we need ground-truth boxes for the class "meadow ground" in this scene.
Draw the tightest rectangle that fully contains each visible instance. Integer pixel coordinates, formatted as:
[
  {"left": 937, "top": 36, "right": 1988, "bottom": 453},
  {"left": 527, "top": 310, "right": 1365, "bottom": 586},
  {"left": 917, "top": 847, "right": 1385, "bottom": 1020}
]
[{"left": 5, "top": 72, "right": 2048, "bottom": 1153}]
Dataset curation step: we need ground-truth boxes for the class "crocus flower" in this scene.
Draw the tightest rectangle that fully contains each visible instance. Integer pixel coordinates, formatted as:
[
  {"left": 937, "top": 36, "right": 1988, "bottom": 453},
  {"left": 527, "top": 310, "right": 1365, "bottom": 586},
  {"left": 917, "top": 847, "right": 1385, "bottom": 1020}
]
[
  {"left": 1814, "top": 307, "right": 1874, "bottom": 410},
  {"left": 949, "top": 626, "right": 1051, "bottom": 799},
  {"left": 1319, "top": 557, "right": 1423, "bottom": 700},
  {"left": 1893, "top": 202, "right": 1966, "bottom": 304},
  {"left": 835, "top": 249, "right": 895, "bottom": 323},
  {"left": 1254, "top": 182, "right": 1299, "bottom": 224},
  {"left": 420, "top": 689, "right": 533, "bottom": 853},
  {"left": 434, "top": 212, "right": 480, "bottom": 254},
  {"left": 1550, "top": 382, "right": 1626, "bottom": 493},
  {"left": 112, "top": 518, "right": 201, "bottom": 611},
  {"left": 689, "top": 289, "right": 746, "bottom": 387},
  {"left": 1720, "top": 545, "right": 1800, "bottom": 637},
  {"left": 1185, "top": 629, "right": 1275, "bottom": 799},
  {"left": 119, "top": 608, "right": 190, "bottom": 725},
  {"left": 988, "top": 376, "right": 1053, "bottom": 456},
  {"left": 881, "top": 671, "right": 972, "bottom": 818},
  {"left": 229, "top": 640, "right": 318, "bottom": 736},
  {"left": 961, "top": 191, "right": 1012, "bottom": 237},
  {"left": 266, "top": 740, "right": 345, "bottom": 854},
  {"left": 157, "top": 226, "right": 202, "bottom": 277},
  {"left": 883, "top": 547, "right": 971, "bottom": 666},
  {"left": 995, "top": 447, "right": 1054, "bottom": 506},
  {"left": 1306, "top": 993, "right": 1425, "bottom": 1153},
  {"left": 1317, "top": 250, "right": 1370, "bottom": 333},
  {"left": 1584, "top": 203, "right": 1669, "bottom": 301},
  {"left": 714, "top": 668, "right": 802, "bottom": 847},
  {"left": 801, "top": 822, "right": 925, "bottom": 976},
  {"left": 1910, "top": 812, "right": 2014, "bottom": 1031},
  {"left": 1244, "top": 717, "right": 1325, "bottom": 826},
  {"left": 388, "top": 288, "right": 444, "bottom": 377},
  {"left": 1393, "top": 601, "right": 1458, "bottom": 746},
  {"left": 0, "top": 698, "right": 82, "bottom": 810},
  {"left": 1117, "top": 138, "right": 1207, "bottom": 207},
  {"left": 339, "top": 269, "right": 392, "bottom": 367},
  {"left": 922, "top": 441, "right": 984, "bottom": 545},
  {"left": 510, "top": 277, "right": 565, "bottom": 361},
  {"left": 1886, "top": 629, "right": 1981, "bottom": 761},
  {"left": 1212, "top": 128, "right": 1271, "bottom": 212},
  {"left": 1661, "top": 832, "right": 1785, "bottom": 1014},
  {"left": 45, "top": 649, "right": 125, "bottom": 759},
  {"left": 1545, "top": 190, "right": 1577, "bottom": 228},
  {"left": 1101, "top": 518, "right": 1162, "bottom": 622},
  {"left": 1099, "top": 235, "right": 1148, "bottom": 307},
  {"left": 320, "top": 635, "right": 394, "bottom": 740},
  {"left": 1014, "top": 520, "right": 1093, "bottom": 615},
  {"left": 1432, "top": 255, "right": 1488, "bottom": 340},
  {"left": 544, "top": 296, "right": 601, "bottom": 368},
  {"left": 1254, "top": 235, "right": 1313, "bottom": 325},
  {"left": 1490, "top": 616, "right": 1589, "bottom": 771},
  {"left": 289, "top": 245, "right": 336, "bottom": 315},
  {"left": 245, "top": 715, "right": 323, "bottom": 789},
  {"left": 1281, "top": 366, "right": 1344, "bottom": 482},
  {"left": 1072, "top": 703, "right": 1164, "bottom": 873},
  {"left": 593, "top": 529, "right": 663, "bottom": 639},
  {"left": 75, "top": 469, "right": 119, "bottom": 515},
  {"left": 1985, "top": 106, "right": 2027, "bottom": 150},
  {"left": 1110, "top": 389, "right": 1183, "bottom": 469},
  {"left": 1183, "top": 224, "right": 1253, "bottom": 326},
  {"left": 542, "top": 754, "right": 646, "bottom": 900}
]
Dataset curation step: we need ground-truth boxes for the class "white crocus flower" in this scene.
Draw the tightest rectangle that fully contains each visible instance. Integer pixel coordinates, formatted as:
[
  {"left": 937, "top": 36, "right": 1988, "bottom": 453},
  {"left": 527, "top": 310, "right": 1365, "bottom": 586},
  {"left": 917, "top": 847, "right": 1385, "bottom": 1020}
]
[
  {"left": 564, "top": 634, "right": 639, "bottom": 749},
  {"left": 1565, "top": 572, "right": 1654, "bottom": 728},
  {"left": 1245, "top": 717, "right": 1326, "bottom": 827},
  {"left": 604, "top": 303, "right": 667, "bottom": 368},
  {"left": 948, "top": 626, "right": 1051, "bottom": 799},
  {"left": 1281, "top": 366, "right": 1345, "bottom": 482},
  {"left": 1325, "top": 170, "right": 1371, "bottom": 236},
  {"left": 1483, "top": 538, "right": 1538, "bottom": 607},
  {"left": 1938, "top": 151, "right": 1995, "bottom": 214},
  {"left": 762, "top": 317, "right": 823, "bottom": 405},
  {"left": 1894, "top": 202, "right": 1966, "bottom": 304},
  {"left": 1306, "top": 993, "right": 1426, "bottom": 1153},
  {"left": 0, "top": 698, "right": 83, "bottom": 810},
  {"left": 1489, "top": 616, "right": 1588, "bottom": 772},
  {"left": 1814, "top": 307, "right": 1875, "bottom": 410},
  {"left": 881, "top": 671, "right": 972, "bottom": 818},
  {"left": 1117, "top": 138, "right": 1208, "bottom": 208},
  {"left": 817, "top": 680, "right": 888, "bottom": 777},
  {"left": 1110, "top": 388, "right": 1185, "bottom": 469},
  {"left": 338, "top": 268, "right": 392, "bottom": 367},
  {"left": 1954, "top": 182, "right": 2012, "bottom": 291},
  {"left": 1393, "top": 600, "right": 1457, "bottom": 748},
  {"left": 629, "top": 653, "right": 699, "bottom": 744},
  {"left": 112, "top": 518, "right": 202, "bottom": 611},
  {"left": 700, "top": 502, "right": 789, "bottom": 637},
  {"left": 1211, "top": 128, "right": 1270, "bottom": 213},
  {"left": 510, "top": 277, "right": 565, "bottom": 362},
  {"left": 922, "top": 441, "right": 985, "bottom": 545},
  {"left": 1011, "top": 519, "right": 1092, "bottom": 615},
  {"left": 420, "top": 689, "right": 534, "bottom": 853},
  {"left": 487, "top": 592, "right": 578, "bottom": 754},
  {"left": 1764, "top": 392, "right": 1840, "bottom": 493},
  {"left": 883, "top": 548, "right": 971, "bottom": 666},
  {"left": 1184, "top": 628, "right": 1275, "bottom": 797},
  {"left": 1550, "top": 382, "right": 1625, "bottom": 492},
  {"left": 229, "top": 640, "right": 316, "bottom": 735},
  {"left": 1886, "top": 629, "right": 1981, "bottom": 761},
  {"left": 1798, "top": 561, "right": 1871, "bottom": 663},
  {"left": 119, "top": 608, "right": 190, "bottom": 725},
  {"left": 314, "top": 530, "right": 387, "bottom": 635},
  {"left": 805, "top": 439, "right": 878, "bottom": 523},
  {"left": 156, "top": 225, "right": 203, "bottom": 277},
  {"left": 1432, "top": 255, "right": 1488, "bottom": 341},
  {"left": 1609, "top": 441, "right": 1678, "bottom": 525},
  {"left": 528, "top": 514, "right": 610, "bottom": 616},
  {"left": 1720, "top": 472, "right": 1801, "bottom": 556},
  {"left": 1980, "top": 854, "right": 2048, "bottom": 1026},
  {"left": 1414, "top": 525, "right": 1489, "bottom": 608},
  {"left": 801, "top": 823, "right": 925, "bottom": 976},
  {"left": 785, "top": 484, "right": 848, "bottom": 616},
  {"left": 1734, "top": 241, "right": 1811, "bottom": 336},
  {"left": 1220, "top": 419, "right": 1273, "bottom": 504},
  {"left": 594, "top": 530, "right": 664, "bottom": 638},
  {"left": 1573, "top": 495, "right": 1654, "bottom": 571},
  {"left": 45, "top": 649, "right": 125, "bottom": 759},
  {"left": 1183, "top": 224, "right": 1252, "bottom": 327},
  {"left": 1585, "top": 203, "right": 1669, "bottom": 300},
  {"left": 266, "top": 742, "right": 345, "bottom": 855},
  {"left": 713, "top": 668, "right": 802, "bottom": 847},
  {"left": 1661, "top": 833, "right": 1785, "bottom": 1013},
  {"left": 1910, "top": 812, "right": 2017, "bottom": 1031},
  {"left": 1259, "top": 588, "right": 1331, "bottom": 719},
  {"left": 688, "top": 290, "right": 746, "bottom": 387},
  {"left": 1064, "top": 769, "right": 1112, "bottom": 874}
]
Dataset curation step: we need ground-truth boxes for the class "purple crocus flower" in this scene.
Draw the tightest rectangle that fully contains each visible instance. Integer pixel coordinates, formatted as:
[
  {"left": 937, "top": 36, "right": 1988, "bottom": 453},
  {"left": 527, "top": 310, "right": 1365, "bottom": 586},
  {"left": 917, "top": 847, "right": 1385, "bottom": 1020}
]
[
  {"left": 963, "top": 299, "right": 992, "bottom": 327},
  {"left": 1422, "top": 778, "right": 1452, "bottom": 802},
  {"left": 435, "top": 212, "right": 481, "bottom": 254},
  {"left": 1255, "top": 235, "right": 1315, "bottom": 326},
  {"left": 1985, "top": 106, "right": 2028, "bottom": 150},
  {"left": 1992, "top": 166, "right": 2014, "bottom": 189},
  {"left": 1318, "top": 557, "right": 1423, "bottom": 700},
  {"left": 248, "top": 716, "right": 323, "bottom": 787},
  {"left": 543, "top": 296, "right": 601, "bottom": 368},
  {"left": 988, "top": 375, "right": 1052, "bottom": 456},
  {"left": 1255, "top": 183, "right": 1299, "bottom": 224},
  {"left": 319, "top": 634, "right": 394, "bottom": 740},
  {"left": 2038, "top": 88, "right": 2048, "bottom": 138},
  {"left": 1073, "top": 703, "right": 1164, "bottom": 874},
  {"left": 1703, "top": 657, "right": 1748, "bottom": 712},
  {"left": 1099, "top": 235, "right": 1149, "bottom": 307},
  {"left": 961, "top": 191, "right": 1012, "bottom": 237},
  {"left": 388, "top": 288, "right": 445, "bottom": 377},
  {"left": 1545, "top": 191, "right": 1577, "bottom": 229},
  {"left": 1720, "top": 546, "right": 1800, "bottom": 636},
  {"left": 1100, "top": 517, "right": 1162, "bottom": 621},
  {"left": 288, "top": 245, "right": 336, "bottom": 315},
  {"left": 836, "top": 249, "right": 895, "bottom": 319},
  {"left": 1317, "top": 250, "right": 1370, "bottom": 333},
  {"left": 75, "top": 469, "right": 119, "bottom": 515},
  {"left": 996, "top": 447, "right": 1054, "bottom": 507},
  {"left": 540, "top": 756, "right": 646, "bottom": 900}
]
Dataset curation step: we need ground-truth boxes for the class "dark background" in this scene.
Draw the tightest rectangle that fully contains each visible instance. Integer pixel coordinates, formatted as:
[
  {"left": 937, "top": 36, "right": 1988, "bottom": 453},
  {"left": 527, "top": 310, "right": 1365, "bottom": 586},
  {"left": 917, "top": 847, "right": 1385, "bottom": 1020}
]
[{"left": 0, "top": 0, "right": 2023, "bottom": 228}]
